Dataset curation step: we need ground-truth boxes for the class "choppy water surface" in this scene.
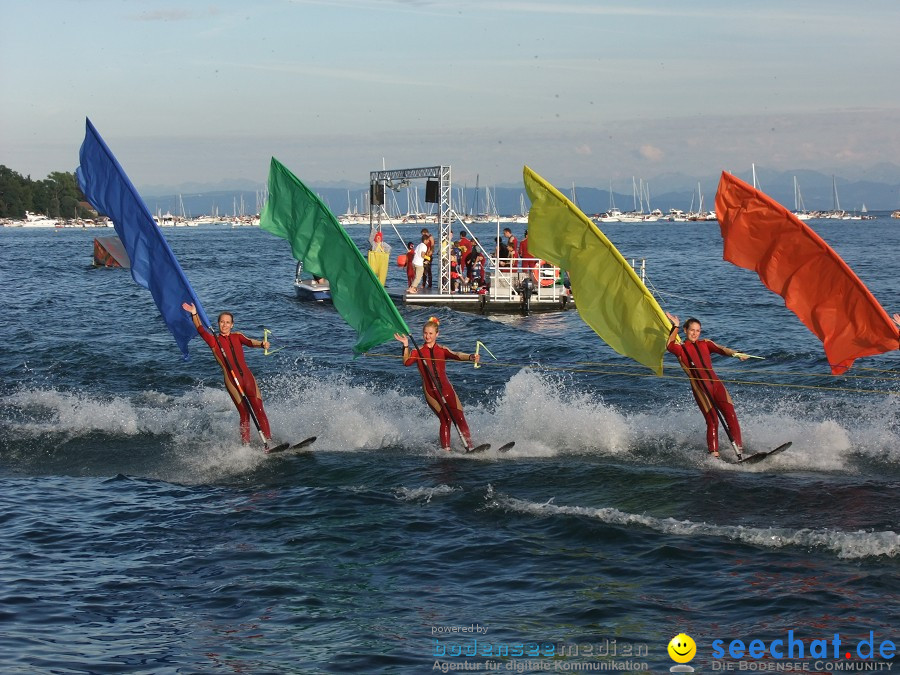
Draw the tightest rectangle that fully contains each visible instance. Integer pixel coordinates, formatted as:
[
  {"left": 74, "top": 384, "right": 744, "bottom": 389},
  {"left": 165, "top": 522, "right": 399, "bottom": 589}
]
[{"left": 1, "top": 220, "right": 897, "bottom": 673}]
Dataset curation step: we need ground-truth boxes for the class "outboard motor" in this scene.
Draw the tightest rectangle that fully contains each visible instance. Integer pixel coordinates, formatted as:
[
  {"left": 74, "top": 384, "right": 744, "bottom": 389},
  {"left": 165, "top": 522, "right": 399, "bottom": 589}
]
[{"left": 519, "top": 275, "right": 535, "bottom": 315}]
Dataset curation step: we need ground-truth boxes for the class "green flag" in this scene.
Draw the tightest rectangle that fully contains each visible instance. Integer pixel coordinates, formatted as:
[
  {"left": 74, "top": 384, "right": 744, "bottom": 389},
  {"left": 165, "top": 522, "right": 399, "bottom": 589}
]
[
  {"left": 260, "top": 157, "right": 409, "bottom": 354},
  {"left": 523, "top": 165, "right": 671, "bottom": 375}
]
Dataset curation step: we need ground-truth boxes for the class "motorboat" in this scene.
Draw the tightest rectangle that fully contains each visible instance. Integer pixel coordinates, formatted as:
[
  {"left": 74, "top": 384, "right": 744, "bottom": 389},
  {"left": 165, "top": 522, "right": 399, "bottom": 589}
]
[{"left": 294, "top": 261, "right": 331, "bottom": 302}]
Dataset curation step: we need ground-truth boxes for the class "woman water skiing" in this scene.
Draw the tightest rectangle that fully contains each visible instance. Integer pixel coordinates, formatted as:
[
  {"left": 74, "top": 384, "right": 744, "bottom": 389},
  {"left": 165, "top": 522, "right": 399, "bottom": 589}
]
[
  {"left": 182, "top": 302, "right": 273, "bottom": 448},
  {"left": 666, "top": 312, "right": 749, "bottom": 459},
  {"left": 394, "top": 317, "right": 479, "bottom": 451}
]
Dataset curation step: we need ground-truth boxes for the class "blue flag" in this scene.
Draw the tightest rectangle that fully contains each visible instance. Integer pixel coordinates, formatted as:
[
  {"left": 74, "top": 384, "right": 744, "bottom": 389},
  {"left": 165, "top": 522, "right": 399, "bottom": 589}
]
[{"left": 76, "top": 118, "right": 209, "bottom": 359}]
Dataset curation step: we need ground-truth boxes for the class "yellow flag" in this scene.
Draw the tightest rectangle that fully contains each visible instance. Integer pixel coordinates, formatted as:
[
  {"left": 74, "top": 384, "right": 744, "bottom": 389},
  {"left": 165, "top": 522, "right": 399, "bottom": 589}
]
[{"left": 523, "top": 166, "right": 671, "bottom": 374}]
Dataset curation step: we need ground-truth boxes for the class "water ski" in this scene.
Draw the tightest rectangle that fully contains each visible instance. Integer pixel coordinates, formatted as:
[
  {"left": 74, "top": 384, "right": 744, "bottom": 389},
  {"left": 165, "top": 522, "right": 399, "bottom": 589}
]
[
  {"left": 465, "top": 441, "right": 515, "bottom": 454},
  {"left": 738, "top": 441, "right": 792, "bottom": 465},
  {"left": 266, "top": 436, "right": 317, "bottom": 455}
]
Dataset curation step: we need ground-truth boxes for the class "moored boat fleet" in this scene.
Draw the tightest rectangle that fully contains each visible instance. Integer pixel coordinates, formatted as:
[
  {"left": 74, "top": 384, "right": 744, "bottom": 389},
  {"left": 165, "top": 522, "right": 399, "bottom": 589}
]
[
  {"left": 0, "top": 210, "right": 263, "bottom": 228},
  {"left": 0, "top": 211, "right": 114, "bottom": 228},
  {"left": 3, "top": 207, "right": 891, "bottom": 230}
]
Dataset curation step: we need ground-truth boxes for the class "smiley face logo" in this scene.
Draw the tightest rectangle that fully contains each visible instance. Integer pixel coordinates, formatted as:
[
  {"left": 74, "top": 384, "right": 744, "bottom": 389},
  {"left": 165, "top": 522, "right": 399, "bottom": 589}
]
[{"left": 668, "top": 633, "right": 696, "bottom": 663}]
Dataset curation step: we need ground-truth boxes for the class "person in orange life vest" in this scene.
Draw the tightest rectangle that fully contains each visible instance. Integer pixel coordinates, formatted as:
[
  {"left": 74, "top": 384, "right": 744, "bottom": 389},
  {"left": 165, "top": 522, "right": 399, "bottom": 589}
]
[
  {"left": 394, "top": 317, "right": 480, "bottom": 450},
  {"left": 182, "top": 302, "right": 272, "bottom": 445},
  {"left": 665, "top": 311, "right": 749, "bottom": 458}
]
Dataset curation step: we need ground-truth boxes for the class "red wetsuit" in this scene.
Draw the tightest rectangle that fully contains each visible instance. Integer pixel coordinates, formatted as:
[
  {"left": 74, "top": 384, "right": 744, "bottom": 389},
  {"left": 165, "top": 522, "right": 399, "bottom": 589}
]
[
  {"left": 667, "top": 338, "right": 742, "bottom": 453},
  {"left": 403, "top": 342, "right": 473, "bottom": 450},
  {"left": 193, "top": 316, "right": 271, "bottom": 443}
]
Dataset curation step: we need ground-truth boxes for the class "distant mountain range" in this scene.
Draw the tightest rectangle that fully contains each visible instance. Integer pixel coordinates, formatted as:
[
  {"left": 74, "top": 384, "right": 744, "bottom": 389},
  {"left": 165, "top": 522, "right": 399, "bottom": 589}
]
[{"left": 141, "top": 167, "right": 900, "bottom": 218}]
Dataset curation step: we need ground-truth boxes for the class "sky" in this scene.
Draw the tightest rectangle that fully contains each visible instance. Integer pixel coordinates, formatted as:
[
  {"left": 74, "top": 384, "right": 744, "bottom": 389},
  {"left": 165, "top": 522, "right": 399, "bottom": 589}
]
[{"left": 2, "top": 0, "right": 900, "bottom": 194}]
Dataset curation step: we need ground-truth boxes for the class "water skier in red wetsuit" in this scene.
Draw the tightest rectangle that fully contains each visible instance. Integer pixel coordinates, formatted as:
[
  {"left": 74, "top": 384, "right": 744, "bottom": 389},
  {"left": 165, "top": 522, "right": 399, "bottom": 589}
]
[
  {"left": 394, "top": 317, "right": 480, "bottom": 451},
  {"left": 666, "top": 312, "right": 749, "bottom": 459},
  {"left": 182, "top": 302, "right": 272, "bottom": 447}
]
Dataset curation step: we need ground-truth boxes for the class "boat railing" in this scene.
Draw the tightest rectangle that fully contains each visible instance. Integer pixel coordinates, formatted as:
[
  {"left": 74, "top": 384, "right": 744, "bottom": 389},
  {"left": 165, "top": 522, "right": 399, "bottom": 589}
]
[
  {"left": 629, "top": 258, "right": 646, "bottom": 284},
  {"left": 486, "top": 257, "right": 567, "bottom": 303}
]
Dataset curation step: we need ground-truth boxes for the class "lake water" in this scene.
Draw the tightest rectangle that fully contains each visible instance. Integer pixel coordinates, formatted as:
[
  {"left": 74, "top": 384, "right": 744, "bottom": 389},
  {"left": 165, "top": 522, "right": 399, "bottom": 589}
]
[{"left": 1, "top": 219, "right": 897, "bottom": 673}]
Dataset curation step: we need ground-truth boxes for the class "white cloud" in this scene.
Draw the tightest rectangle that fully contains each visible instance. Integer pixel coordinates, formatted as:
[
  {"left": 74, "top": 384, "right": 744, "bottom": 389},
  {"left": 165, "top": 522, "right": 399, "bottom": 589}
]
[{"left": 639, "top": 145, "right": 664, "bottom": 162}]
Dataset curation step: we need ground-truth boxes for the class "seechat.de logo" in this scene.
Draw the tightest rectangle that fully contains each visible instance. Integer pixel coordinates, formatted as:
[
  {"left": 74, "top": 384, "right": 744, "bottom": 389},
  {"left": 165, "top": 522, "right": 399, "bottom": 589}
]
[{"left": 668, "top": 633, "right": 697, "bottom": 672}]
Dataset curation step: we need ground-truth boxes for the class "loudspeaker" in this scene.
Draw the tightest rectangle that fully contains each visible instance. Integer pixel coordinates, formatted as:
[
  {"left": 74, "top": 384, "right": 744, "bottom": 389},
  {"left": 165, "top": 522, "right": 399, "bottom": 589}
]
[
  {"left": 371, "top": 182, "right": 384, "bottom": 206},
  {"left": 425, "top": 180, "right": 439, "bottom": 204}
]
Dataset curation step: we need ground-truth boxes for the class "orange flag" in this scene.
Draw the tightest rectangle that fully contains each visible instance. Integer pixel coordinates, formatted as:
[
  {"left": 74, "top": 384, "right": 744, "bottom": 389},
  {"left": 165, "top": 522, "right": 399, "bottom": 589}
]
[{"left": 715, "top": 171, "right": 898, "bottom": 375}]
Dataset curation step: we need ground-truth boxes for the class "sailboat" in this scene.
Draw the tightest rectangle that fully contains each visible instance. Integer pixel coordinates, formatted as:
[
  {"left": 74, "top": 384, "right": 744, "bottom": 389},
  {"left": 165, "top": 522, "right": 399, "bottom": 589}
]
[
  {"left": 825, "top": 175, "right": 848, "bottom": 219},
  {"left": 641, "top": 180, "right": 662, "bottom": 221},
  {"left": 860, "top": 203, "right": 876, "bottom": 220},
  {"left": 792, "top": 176, "right": 811, "bottom": 220},
  {"left": 598, "top": 180, "right": 623, "bottom": 222},
  {"left": 514, "top": 193, "right": 529, "bottom": 224},
  {"left": 687, "top": 182, "right": 710, "bottom": 221},
  {"left": 617, "top": 176, "right": 644, "bottom": 222}
]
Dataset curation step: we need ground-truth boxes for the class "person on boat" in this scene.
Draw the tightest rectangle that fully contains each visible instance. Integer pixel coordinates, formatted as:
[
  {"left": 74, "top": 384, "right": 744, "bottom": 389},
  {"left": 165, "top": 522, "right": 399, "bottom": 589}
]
[
  {"left": 518, "top": 230, "right": 536, "bottom": 271},
  {"left": 404, "top": 241, "right": 416, "bottom": 288},
  {"left": 182, "top": 302, "right": 273, "bottom": 448},
  {"left": 507, "top": 236, "right": 518, "bottom": 270},
  {"left": 295, "top": 260, "right": 326, "bottom": 285},
  {"left": 495, "top": 237, "right": 510, "bottom": 269},
  {"left": 368, "top": 228, "right": 391, "bottom": 255},
  {"left": 464, "top": 241, "right": 477, "bottom": 283},
  {"left": 470, "top": 248, "right": 488, "bottom": 290},
  {"left": 665, "top": 312, "right": 749, "bottom": 459},
  {"left": 409, "top": 234, "right": 429, "bottom": 294},
  {"left": 367, "top": 228, "right": 392, "bottom": 285},
  {"left": 421, "top": 228, "right": 434, "bottom": 290},
  {"left": 449, "top": 241, "right": 466, "bottom": 292},
  {"left": 394, "top": 317, "right": 480, "bottom": 451},
  {"left": 458, "top": 232, "right": 474, "bottom": 274},
  {"left": 503, "top": 228, "right": 519, "bottom": 258}
]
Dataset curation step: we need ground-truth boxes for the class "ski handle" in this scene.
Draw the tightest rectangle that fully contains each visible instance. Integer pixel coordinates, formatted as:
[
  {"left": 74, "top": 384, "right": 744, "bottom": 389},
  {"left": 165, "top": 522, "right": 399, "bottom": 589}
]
[
  {"left": 262, "top": 328, "right": 286, "bottom": 356},
  {"left": 210, "top": 329, "right": 269, "bottom": 449},
  {"left": 474, "top": 340, "right": 496, "bottom": 369},
  {"left": 406, "top": 332, "right": 471, "bottom": 451}
]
